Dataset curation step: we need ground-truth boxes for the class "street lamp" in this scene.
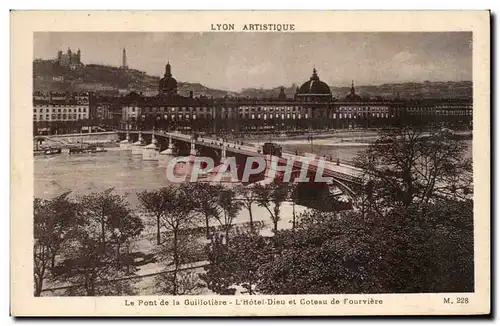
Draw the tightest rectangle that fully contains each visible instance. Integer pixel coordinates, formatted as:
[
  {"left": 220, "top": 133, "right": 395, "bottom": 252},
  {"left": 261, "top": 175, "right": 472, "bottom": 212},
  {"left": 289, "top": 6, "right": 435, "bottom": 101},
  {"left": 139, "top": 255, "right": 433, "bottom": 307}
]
[{"left": 308, "top": 133, "right": 314, "bottom": 153}]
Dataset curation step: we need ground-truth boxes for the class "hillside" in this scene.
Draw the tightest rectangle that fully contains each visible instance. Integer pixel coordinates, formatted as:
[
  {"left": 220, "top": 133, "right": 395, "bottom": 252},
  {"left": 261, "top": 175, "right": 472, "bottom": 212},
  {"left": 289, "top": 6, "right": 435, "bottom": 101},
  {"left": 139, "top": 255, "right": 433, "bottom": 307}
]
[
  {"left": 34, "top": 60, "right": 472, "bottom": 99},
  {"left": 33, "top": 60, "right": 236, "bottom": 97}
]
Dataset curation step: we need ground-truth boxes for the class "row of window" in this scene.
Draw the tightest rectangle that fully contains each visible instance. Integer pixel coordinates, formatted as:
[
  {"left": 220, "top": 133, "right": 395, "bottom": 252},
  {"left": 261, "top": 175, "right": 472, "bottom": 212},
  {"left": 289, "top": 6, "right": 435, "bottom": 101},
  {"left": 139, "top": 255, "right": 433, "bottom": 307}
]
[
  {"left": 128, "top": 106, "right": 470, "bottom": 114},
  {"left": 33, "top": 113, "right": 88, "bottom": 121},
  {"left": 34, "top": 107, "right": 88, "bottom": 113},
  {"left": 134, "top": 112, "right": 397, "bottom": 121},
  {"left": 407, "top": 107, "right": 472, "bottom": 111},
  {"left": 407, "top": 110, "right": 472, "bottom": 116},
  {"left": 34, "top": 101, "right": 89, "bottom": 106}
]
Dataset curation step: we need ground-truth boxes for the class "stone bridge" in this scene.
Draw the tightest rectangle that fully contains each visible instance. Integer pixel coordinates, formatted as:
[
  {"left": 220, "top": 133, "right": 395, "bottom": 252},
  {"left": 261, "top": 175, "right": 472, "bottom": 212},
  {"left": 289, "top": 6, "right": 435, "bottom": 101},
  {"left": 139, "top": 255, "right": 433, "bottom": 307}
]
[{"left": 118, "top": 130, "right": 365, "bottom": 197}]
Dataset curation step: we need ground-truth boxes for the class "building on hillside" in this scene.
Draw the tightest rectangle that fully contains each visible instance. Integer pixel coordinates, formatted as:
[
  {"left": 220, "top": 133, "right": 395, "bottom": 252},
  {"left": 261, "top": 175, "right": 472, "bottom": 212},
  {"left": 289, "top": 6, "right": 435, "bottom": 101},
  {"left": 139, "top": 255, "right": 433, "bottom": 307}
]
[
  {"left": 121, "top": 48, "right": 129, "bottom": 69},
  {"left": 57, "top": 48, "right": 83, "bottom": 70}
]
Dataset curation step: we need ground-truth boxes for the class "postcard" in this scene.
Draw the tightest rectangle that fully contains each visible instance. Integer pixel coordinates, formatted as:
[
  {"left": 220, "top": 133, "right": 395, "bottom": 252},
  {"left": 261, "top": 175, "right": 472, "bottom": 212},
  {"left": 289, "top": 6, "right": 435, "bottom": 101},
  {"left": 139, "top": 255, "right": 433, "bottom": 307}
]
[{"left": 10, "top": 10, "right": 490, "bottom": 316}]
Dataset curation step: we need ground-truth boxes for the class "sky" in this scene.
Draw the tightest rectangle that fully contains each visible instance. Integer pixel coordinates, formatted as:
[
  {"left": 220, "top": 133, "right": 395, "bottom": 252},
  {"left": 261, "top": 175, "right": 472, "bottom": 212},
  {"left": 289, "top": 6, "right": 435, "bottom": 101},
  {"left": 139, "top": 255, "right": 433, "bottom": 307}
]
[{"left": 34, "top": 32, "right": 472, "bottom": 92}]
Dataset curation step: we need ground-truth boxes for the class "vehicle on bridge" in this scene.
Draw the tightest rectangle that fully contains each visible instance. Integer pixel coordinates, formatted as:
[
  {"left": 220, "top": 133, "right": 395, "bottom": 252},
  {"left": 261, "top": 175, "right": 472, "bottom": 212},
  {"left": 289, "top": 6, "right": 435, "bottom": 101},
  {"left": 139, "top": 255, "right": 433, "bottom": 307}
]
[{"left": 262, "top": 142, "right": 282, "bottom": 157}]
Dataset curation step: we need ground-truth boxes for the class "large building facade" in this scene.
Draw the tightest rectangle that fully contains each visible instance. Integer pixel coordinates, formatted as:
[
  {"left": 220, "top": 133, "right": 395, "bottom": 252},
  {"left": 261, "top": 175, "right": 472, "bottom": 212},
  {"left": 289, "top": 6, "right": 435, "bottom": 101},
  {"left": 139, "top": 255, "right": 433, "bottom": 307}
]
[
  {"left": 33, "top": 91, "right": 91, "bottom": 123},
  {"left": 33, "top": 63, "right": 473, "bottom": 135},
  {"left": 119, "top": 65, "right": 472, "bottom": 133}
]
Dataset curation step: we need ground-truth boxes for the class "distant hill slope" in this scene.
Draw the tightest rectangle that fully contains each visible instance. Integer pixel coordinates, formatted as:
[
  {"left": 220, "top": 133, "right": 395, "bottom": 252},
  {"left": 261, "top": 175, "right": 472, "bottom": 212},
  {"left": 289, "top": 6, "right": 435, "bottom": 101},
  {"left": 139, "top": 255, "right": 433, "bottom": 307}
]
[
  {"left": 241, "top": 81, "right": 472, "bottom": 100},
  {"left": 34, "top": 60, "right": 472, "bottom": 99}
]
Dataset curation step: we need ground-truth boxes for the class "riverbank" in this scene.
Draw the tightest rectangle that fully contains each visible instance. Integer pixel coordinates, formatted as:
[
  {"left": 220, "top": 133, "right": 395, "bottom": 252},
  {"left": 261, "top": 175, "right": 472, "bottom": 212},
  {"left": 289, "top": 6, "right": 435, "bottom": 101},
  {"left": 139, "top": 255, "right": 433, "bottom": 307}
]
[
  {"left": 236, "top": 129, "right": 472, "bottom": 144},
  {"left": 234, "top": 130, "right": 380, "bottom": 142}
]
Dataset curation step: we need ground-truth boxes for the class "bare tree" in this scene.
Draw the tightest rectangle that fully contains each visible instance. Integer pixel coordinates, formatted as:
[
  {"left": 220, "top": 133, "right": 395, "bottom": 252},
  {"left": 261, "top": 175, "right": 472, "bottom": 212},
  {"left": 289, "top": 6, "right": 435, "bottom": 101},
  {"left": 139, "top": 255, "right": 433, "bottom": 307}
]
[
  {"left": 154, "top": 234, "right": 205, "bottom": 295},
  {"left": 236, "top": 184, "right": 257, "bottom": 233},
  {"left": 254, "top": 180, "right": 290, "bottom": 232},
  {"left": 216, "top": 188, "right": 242, "bottom": 244},
  {"left": 33, "top": 193, "right": 80, "bottom": 296},
  {"left": 355, "top": 127, "right": 472, "bottom": 214},
  {"left": 57, "top": 189, "right": 143, "bottom": 296},
  {"left": 186, "top": 183, "right": 223, "bottom": 239},
  {"left": 140, "top": 184, "right": 200, "bottom": 295},
  {"left": 137, "top": 189, "right": 167, "bottom": 245}
]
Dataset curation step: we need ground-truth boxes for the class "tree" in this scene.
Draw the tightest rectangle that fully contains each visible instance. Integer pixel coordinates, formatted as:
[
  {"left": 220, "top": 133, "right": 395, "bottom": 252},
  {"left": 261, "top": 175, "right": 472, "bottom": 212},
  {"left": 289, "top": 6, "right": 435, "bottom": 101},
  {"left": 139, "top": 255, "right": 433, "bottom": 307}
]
[
  {"left": 254, "top": 180, "right": 290, "bottom": 231},
  {"left": 256, "top": 198, "right": 474, "bottom": 294},
  {"left": 256, "top": 209, "right": 378, "bottom": 294},
  {"left": 33, "top": 193, "right": 80, "bottom": 296},
  {"left": 200, "top": 234, "right": 237, "bottom": 295},
  {"left": 140, "top": 184, "right": 200, "bottom": 295},
  {"left": 381, "top": 199, "right": 474, "bottom": 293},
  {"left": 354, "top": 127, "right": 472, "bottom": 213},
  {"left": 236, "top": 184, "right": 257, "bottom": 233},
  {"left": 155, "top": 269, "right": 205, "bottom": 295},
  {"left": 34, "top": 198, "right": 52, "bottom": 296},
  {"left": 106, "top": 205, "right": 144, "bottom": 269},
  {"left": 226, "top": 232, "right": 270, "bottom": 295},
  {"left": 288, "top": 183, "right": 299, "bottom": 228},
  {"left": 201, "top": 232, "right": 270, "bottom": 295},
  {"left": 57, "top": 189, "right": 144, "bottom": 296},
  {"left": 216, "top": 188, "right": 242, "bottom": 244},
  {"left": 58, "top": 230, "right": 117, "bottom": 296},
  {"left": 186, "top": 183, "right": 223, "bottom": 239},
  {"left": 137, "top": 188, "right": 168, "bottom": 245}
]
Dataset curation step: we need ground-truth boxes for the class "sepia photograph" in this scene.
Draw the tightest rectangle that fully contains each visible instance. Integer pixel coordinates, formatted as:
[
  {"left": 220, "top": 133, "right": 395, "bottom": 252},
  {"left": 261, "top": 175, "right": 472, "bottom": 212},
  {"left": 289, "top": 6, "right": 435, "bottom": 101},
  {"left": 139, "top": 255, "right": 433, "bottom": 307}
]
[{"left": 10, "top": 10, "right": 490, "bottom": 316}]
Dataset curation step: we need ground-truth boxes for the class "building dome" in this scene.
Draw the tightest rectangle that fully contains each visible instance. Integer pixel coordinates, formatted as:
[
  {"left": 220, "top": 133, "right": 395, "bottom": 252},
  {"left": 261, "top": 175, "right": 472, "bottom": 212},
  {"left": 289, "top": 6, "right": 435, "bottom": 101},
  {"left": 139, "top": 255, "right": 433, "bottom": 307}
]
[
  {"left": 297, "top": 68, "right": 332, "bottom": 96},
  {"left": 158, "top": 62, "right": 178, "bottom": 95}
]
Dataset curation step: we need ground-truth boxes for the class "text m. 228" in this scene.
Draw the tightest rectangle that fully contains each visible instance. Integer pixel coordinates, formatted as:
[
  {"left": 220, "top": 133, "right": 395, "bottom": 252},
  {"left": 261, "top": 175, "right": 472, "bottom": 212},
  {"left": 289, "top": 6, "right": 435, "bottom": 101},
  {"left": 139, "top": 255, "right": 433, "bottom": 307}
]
[{"left": 444, "top": 297, "right": 469, "bottom": 304}]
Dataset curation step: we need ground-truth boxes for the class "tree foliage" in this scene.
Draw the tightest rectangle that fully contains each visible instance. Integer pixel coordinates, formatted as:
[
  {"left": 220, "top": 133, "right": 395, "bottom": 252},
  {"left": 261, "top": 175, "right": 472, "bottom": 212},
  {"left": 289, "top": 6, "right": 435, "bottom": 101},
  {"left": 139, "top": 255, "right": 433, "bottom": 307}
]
[
  {"left": 37, "top": 189, "right": 144, "bottom": 296},
  {"left": 33, "top": 192, "right": 80, "bottom": 296},
  {"left": 204, "top": 199, "right": 473, "bottom": 294},
  {"left": 235, "top": 184, "right": 257, "bottom": 233},
  {"left": 186, "top": 183, "right": 223, "bottom": 239},
  {"left": 253, "top": 180, "right": 291, "bottom": 231},
  {"left": 64, "top": 189, "right": 143, "bottom": 295},
  {"left": 201, "top": 232, "right": 270, "bottom": 295},
  {"left": 216, "top": 188, "right": 242, "bottom": 244},
  {"left": 138, "top": 183, "right": 201, "bottom": 295}
]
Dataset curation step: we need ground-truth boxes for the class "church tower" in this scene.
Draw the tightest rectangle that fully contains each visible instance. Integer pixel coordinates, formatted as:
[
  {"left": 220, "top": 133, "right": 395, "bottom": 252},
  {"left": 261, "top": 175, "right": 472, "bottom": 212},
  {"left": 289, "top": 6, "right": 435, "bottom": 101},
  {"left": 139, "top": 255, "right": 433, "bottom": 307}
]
[
  {"left": 278, "top": 86, "right": 287, "bottom": 101},
  {"left": 121, "top": 48, "right": 128, "bottom": 69},
  {"left": 158, "top": 61, "right": 178, "bottom": 96}
]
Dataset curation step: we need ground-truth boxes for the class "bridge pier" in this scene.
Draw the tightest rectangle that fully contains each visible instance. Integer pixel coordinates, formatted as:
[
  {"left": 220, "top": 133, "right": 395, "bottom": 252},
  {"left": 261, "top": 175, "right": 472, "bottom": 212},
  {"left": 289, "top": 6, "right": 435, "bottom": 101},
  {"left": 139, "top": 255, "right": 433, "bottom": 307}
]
[
  {"left": 190, "top": 138, "right": 198, "bottom": 156},
  {"left": 119, "top": 132, "right": 132, "bottom": 150},
  {"left": 159, "top": 137, "right": 175, "bottom": 166},
  {"left": 143, "top": 132, "right": 159, "bottom": 161},
  {"left": 131, "top": 132, "right": 145, "bottom": 155}
]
